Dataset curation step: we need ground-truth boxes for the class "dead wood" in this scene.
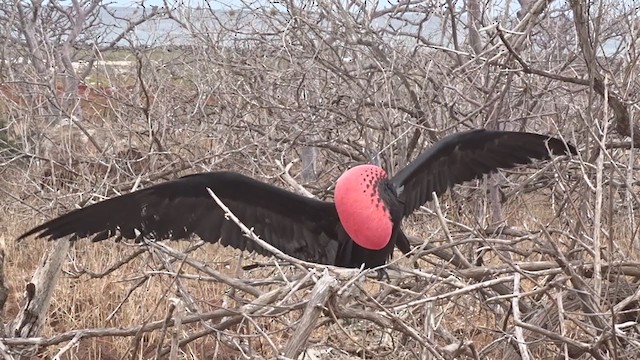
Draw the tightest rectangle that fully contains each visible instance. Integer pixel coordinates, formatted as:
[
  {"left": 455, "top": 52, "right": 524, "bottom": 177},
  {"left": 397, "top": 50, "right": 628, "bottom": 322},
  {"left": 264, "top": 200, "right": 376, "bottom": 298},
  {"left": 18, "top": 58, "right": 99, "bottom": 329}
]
[
  {"left": 283, "top": 272, "right": 337, "bottom": 358},
  {"left": 8, "top": 237, "right": 70, "bottom": 339}
]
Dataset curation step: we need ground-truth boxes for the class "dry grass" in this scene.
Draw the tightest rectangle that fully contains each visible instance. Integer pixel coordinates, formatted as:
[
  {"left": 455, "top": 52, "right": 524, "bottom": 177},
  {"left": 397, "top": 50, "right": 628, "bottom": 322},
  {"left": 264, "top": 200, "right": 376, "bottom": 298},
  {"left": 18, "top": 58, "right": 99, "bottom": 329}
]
[
  {"left": 4, "top": 219, "right": 229, "bottom": 358},
  {"left": 3, "top": 77, "right": 640, "bottom": 358},
  {"left": 1, "top": 2, "right": 640, "bottom": 357},
  {"left": 3, "top": 167, "right": 639, "bottom": 359}
]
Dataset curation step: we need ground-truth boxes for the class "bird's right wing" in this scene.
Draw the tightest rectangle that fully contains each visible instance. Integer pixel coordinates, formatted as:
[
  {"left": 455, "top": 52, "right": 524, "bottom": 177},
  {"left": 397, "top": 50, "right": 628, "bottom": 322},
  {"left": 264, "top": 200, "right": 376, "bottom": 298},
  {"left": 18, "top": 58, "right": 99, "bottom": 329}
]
[
  {"left": 18, "top": 172, "right": 343, "bottom": 265},
  {"left": 390, "top": 129, "right": 576, "bottom": 217}
]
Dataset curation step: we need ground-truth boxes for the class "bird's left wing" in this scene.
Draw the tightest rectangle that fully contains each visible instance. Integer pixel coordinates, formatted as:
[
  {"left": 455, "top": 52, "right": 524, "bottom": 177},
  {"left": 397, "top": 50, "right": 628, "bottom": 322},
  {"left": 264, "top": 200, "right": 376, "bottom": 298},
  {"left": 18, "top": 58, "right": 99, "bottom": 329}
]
[
  {"left": 18, "top": 171, "right": 343, "bottom": 265},
  {"left": 390, "top": 129, "right": 576, "bottom": 217}
]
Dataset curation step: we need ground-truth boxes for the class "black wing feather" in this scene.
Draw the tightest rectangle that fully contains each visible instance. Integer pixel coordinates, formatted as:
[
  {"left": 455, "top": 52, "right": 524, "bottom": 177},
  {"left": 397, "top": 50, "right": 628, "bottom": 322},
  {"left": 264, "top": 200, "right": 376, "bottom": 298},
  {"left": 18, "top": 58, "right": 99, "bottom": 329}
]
[
  {"left": 18, "top": 171, "right": 342, "bottom": 265},
  {"left": 390, "top": 129, "right": 576, "bottom": 217}
]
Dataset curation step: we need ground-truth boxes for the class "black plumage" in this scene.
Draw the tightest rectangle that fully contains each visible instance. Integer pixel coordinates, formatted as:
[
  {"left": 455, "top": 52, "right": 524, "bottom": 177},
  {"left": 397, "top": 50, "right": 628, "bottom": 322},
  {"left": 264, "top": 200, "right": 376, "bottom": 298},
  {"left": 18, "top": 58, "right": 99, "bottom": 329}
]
[{"left": 18, "top": 129, "right": 576, "bottom": 269}]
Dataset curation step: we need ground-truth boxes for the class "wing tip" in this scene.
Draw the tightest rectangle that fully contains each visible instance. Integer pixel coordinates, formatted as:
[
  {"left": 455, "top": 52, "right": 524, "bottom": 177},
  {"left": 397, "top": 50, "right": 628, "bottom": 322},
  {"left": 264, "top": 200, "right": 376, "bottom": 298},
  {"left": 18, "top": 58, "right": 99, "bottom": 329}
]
[
  {"left": 16, "top": 217, "right": 79, "bottom": 242},
  {"left": 16, "top": 227, "right": 45, "bottom": 242}
]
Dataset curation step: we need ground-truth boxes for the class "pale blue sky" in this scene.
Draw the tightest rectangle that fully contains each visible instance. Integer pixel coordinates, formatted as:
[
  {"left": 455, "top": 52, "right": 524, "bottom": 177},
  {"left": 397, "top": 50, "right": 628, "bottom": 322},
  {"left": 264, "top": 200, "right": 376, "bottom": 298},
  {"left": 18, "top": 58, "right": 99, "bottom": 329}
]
[
  {"left": 111, "top": 0, "right": 398, "bottom": 10},
  {"left": 107, "top": 0, "right": 512, "bottom": 15},
  {"left": 112, "top": 0, "right": 260, "bottom": 7}
]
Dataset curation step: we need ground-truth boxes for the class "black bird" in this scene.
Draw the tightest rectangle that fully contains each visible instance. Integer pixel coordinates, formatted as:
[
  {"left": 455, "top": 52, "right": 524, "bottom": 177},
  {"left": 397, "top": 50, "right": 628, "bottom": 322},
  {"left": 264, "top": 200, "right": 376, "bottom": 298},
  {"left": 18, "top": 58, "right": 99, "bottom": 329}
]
[{"left": 18, "top": 129, "right": 576, "bottom": 269}]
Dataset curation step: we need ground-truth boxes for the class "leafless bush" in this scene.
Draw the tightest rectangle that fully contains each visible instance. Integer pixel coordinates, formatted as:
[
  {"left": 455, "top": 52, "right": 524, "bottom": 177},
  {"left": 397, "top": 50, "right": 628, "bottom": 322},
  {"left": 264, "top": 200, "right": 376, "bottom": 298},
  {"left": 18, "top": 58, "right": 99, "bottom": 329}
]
[{"left": 0, "top": 0, "right": 639, "bottom": 359}]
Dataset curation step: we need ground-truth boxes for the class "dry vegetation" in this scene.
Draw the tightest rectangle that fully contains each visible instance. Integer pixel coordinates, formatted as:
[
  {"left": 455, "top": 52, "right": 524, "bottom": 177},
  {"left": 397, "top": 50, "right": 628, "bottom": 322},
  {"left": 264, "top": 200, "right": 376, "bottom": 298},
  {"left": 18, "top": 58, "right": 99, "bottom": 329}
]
[{"left": 1, "top": 0, "right": 640, "bottom": 359}]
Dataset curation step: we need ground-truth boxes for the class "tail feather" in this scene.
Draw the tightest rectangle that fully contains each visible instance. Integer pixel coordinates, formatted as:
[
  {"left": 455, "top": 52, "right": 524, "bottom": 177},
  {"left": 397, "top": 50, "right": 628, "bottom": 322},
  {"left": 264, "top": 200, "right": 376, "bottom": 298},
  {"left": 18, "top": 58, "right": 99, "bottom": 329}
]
[{"left": 395, "top": 229, "right": 411, "bottom": 254}]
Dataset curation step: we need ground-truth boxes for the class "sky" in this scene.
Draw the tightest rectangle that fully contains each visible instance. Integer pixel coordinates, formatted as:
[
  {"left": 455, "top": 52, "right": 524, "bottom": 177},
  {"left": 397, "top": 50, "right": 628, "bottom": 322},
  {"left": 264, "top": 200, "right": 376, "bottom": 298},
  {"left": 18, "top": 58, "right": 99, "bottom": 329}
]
[
  {"left": 115, "top": 0, "right": 204, "bottom": 5},
  {"left": 110, "top": 0, "right": 399, "bottom": 10},
  {"left": 112, "top": 0, "right": 266, "bottom": 7}
]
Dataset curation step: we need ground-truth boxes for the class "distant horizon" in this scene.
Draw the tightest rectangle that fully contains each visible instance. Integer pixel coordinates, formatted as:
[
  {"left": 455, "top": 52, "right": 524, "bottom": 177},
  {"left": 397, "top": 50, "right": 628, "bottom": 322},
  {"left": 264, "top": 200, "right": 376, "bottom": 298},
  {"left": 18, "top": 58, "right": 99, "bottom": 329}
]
[
  {"left": 111, "top": 0, "right": 398, "bottom": 10},
  {"left": 69, "top": 0, "right": 622, "bottom": 55},
  {"left": 111, "top": 0, "right": 268, "bottom": 9}
]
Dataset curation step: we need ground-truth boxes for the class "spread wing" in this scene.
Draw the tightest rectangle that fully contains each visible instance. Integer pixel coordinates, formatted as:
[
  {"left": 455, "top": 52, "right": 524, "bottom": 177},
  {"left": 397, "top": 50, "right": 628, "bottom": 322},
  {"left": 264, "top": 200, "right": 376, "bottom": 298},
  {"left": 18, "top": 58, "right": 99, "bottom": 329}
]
[
  {"left": 390, "top": 129, "right": 576, "bottom": 216},
  {"left": 18, "top": 171, "right": 343, "bottom": 265}
]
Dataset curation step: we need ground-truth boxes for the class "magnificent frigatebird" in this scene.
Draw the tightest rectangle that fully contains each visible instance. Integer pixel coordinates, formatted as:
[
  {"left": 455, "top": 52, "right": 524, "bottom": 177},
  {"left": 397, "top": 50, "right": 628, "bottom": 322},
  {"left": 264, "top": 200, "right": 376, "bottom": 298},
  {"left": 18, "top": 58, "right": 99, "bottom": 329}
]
[{"left": 18, "top": 129, "right": 576, "bottom": 269}]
